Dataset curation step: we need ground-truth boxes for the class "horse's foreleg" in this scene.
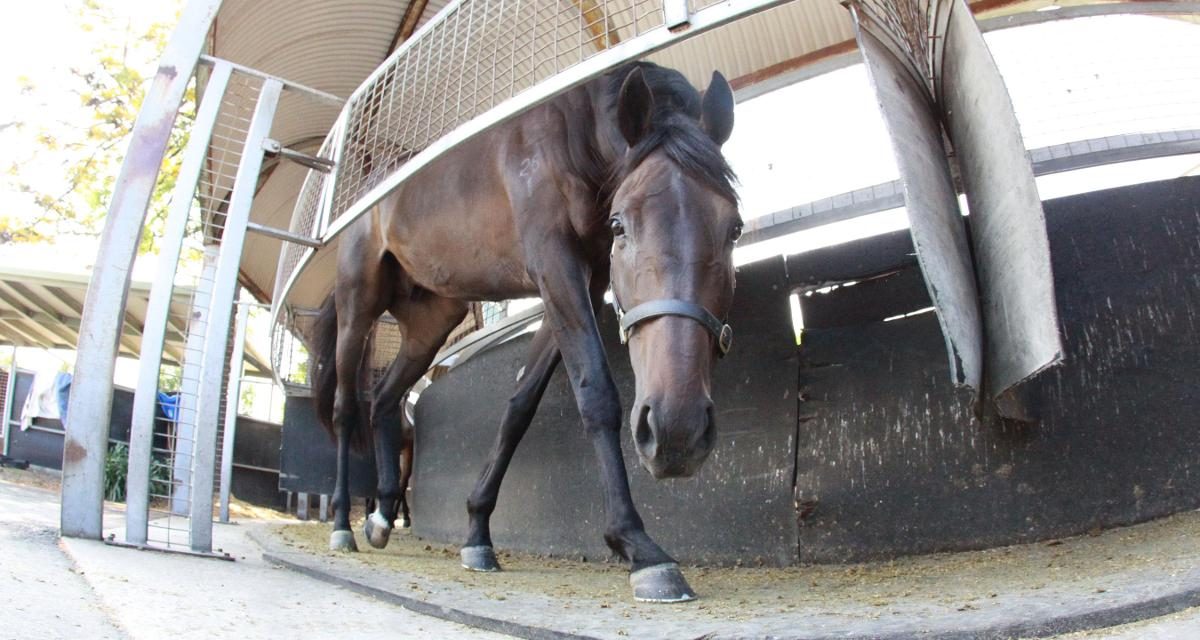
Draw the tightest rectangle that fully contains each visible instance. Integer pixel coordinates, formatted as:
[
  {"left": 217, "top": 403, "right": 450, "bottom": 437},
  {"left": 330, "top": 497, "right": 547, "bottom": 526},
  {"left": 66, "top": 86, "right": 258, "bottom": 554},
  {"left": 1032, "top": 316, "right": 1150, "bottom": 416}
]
[
  {"left": 535, "top": 253, "right": 694, "bottom": 603},
  {"left": 364, "top": 295, "right": 468, "bottom": 549},
  {"left": 462, "top": 322, "right": 561, "bottom": 572}
]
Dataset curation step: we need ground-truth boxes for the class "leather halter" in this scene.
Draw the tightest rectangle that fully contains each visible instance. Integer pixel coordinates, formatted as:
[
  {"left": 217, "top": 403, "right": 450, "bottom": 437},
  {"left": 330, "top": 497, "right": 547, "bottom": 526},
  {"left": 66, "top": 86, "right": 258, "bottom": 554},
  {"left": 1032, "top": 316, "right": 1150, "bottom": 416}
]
[{"left": 614, "top": 298, "right": 733, "bottom": 357}]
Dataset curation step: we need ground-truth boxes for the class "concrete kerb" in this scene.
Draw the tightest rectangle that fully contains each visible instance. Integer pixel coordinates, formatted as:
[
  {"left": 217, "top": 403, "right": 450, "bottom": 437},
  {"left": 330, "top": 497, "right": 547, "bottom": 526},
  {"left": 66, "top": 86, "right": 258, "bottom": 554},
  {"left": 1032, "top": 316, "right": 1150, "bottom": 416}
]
[
  {"left": 261, "top": 546, "right": 590, "bottom": 640},
  {"left": 250, "top": 515, "right": 1200, "bottom": 640}
]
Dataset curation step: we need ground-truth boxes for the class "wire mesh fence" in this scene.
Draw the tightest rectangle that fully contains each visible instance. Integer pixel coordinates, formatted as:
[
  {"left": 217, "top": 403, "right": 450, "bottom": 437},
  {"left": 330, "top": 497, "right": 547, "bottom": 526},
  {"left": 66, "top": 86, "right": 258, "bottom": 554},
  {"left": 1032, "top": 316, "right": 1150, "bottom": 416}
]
[
  {"left": 145, "top": 69, "right": 263, "bottom": 549},
  {"left": 852, "top": 0, "right": 931, "bottom": 89},
  {"left": 267, "top": 3, "right": 1200, "bottom": 395},
  {"left": 329, "top": 0, "right": 665, "bottom": 226}
]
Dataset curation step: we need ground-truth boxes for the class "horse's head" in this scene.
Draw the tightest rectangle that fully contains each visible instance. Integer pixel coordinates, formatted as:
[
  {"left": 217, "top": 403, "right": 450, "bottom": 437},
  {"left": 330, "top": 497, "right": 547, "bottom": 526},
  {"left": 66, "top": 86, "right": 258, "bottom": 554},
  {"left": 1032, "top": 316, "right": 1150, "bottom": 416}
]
[{"left": 608, "top": 66, "right": 740, "bottom": 479}]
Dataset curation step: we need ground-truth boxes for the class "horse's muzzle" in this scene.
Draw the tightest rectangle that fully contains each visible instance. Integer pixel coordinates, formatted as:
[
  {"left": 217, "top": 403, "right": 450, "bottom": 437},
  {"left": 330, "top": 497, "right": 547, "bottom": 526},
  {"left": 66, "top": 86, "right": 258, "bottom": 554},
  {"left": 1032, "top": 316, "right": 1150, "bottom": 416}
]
[{"left": 632, "top": 398, "right": 716, "bottom": 478}]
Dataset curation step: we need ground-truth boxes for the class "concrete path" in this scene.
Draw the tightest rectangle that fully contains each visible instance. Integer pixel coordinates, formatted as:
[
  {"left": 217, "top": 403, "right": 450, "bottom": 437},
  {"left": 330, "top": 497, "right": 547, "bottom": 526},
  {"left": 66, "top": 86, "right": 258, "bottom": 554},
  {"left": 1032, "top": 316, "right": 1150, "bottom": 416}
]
[
  {"left": 0, "top": 479, "right": 506, "bottom": 639},
  {"left": 0, "top": 481, "right": 124, "bottom": 639}
]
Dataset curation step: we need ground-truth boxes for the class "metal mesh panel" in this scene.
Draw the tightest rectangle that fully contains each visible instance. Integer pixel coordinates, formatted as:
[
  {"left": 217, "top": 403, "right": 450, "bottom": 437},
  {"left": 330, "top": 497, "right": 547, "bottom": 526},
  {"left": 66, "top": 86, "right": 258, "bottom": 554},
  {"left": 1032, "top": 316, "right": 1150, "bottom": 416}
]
[
  {"left": 146, "top": 70, "right": 263, "bottom": 549},
  {"left": 329, "top": 0, "right": 665, "bottom": 225},
  {"left": 271, "top": 307, "right": 316, "bottom": 389},
  {"left": 854, "top": 0, "right": 933, "bottom": 92},
  {"left": 271, "top": 135, "right": 336, "bottom": 311}
]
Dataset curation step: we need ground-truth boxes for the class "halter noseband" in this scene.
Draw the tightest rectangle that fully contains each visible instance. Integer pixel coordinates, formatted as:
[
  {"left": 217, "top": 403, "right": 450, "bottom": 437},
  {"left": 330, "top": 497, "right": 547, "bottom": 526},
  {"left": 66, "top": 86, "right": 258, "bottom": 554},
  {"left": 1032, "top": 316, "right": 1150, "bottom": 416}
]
[{"left": 614, "top": 298, "right": 733, "bottom": 357}]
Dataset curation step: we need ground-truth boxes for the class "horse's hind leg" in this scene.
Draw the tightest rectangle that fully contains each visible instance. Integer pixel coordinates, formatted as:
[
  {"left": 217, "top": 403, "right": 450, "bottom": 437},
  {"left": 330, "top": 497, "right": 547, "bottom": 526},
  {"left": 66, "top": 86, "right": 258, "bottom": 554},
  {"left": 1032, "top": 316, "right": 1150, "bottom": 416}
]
[
  {"left": 329, "top": 301, "right": 379, "bottom": 551},
  {"left": 363, "top": 292, "right": 468, "bottom": 549},
  {"left": 397, "top": 415, "right": 414, "bottom": 528}
]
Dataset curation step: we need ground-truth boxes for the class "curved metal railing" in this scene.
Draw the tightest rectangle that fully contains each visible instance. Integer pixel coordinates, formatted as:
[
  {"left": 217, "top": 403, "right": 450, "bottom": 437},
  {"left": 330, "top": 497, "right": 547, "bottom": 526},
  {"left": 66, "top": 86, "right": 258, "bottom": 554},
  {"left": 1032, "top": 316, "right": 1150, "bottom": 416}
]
[
  {"left": 268, "top": 0, "right": 1200, "bottom": 388},
  {"left": 267, "top": 0, "right": 793, "bottom": 385}
]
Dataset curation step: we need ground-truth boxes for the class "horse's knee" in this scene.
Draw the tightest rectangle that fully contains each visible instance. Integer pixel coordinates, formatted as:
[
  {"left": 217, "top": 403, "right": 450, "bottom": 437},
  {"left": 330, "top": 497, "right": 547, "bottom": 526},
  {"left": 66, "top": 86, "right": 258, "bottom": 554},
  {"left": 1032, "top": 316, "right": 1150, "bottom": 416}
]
[
  {"left": 332, "top": 394, "right": 358, "bottom": 430},
  {"left": 581, "top": 399, "right": 621, "bottom": 436}
]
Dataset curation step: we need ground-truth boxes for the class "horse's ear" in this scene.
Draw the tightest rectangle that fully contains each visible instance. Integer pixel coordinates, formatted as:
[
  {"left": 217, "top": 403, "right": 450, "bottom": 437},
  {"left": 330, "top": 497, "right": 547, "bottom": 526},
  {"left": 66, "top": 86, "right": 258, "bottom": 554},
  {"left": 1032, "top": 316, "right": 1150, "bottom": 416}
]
[
  {"left": 618, "top": 67, "right": 655, "bottom": 146},
  {"left": 701, "top": 71, "right": 734, "bottom": 146}
]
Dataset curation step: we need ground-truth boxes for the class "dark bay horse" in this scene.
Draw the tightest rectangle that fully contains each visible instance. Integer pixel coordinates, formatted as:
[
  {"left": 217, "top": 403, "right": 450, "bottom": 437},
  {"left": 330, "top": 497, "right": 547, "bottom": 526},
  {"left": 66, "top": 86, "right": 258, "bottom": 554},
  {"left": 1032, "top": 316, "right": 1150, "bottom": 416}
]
[{"left": 310, "top": 61, "right": 741, "bottom": 602}]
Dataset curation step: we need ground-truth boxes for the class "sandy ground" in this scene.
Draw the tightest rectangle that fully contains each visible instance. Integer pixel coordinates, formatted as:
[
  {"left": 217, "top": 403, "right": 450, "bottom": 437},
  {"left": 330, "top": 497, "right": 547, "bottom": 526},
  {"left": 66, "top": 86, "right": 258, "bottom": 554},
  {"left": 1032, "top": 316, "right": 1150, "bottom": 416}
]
[
  {"left": 277, "top": 509, "right": 1200, "bottom": 622},
  {"left": 268, "top": 509, "right": 1200, "bottom": 638}
]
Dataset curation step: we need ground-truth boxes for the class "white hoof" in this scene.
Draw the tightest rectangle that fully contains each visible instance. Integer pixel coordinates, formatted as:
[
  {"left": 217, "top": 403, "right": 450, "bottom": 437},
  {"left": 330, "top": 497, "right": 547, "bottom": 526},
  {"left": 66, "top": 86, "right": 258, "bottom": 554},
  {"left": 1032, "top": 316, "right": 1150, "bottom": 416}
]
[
  {"left": 329, "top": 529, "right": 358, "bottom": 552},
  {"left": 364, "top": 511, "right": 393, "bottom": 549}
]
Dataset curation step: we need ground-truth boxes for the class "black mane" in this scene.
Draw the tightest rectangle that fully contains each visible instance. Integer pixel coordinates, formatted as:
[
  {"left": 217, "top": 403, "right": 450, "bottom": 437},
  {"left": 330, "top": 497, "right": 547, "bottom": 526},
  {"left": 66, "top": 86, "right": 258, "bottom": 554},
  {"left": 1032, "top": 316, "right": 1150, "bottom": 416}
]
[{"left": 605, "top": 62, "right": 739, "bottom": 205}]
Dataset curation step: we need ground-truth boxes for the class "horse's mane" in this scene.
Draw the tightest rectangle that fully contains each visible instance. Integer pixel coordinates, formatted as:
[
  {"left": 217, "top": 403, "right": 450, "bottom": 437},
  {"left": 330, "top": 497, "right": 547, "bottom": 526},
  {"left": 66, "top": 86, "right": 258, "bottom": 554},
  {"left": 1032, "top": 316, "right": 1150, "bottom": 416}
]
[{"left": 605, "top": 62, "right": 739, "bottom": 206}]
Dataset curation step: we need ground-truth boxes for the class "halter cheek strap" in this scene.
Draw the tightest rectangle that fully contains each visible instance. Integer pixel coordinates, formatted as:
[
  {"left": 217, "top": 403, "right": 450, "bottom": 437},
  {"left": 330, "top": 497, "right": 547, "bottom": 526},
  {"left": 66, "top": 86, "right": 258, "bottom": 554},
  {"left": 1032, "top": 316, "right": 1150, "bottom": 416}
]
[{"left": 617, "top": 299, "right": 733, "bottom": 357}]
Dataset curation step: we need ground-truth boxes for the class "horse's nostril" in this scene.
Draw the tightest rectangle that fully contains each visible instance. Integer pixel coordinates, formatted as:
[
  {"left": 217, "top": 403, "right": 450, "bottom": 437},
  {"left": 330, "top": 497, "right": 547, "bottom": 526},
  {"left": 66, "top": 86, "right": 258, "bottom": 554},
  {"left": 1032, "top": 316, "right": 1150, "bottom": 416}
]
[
  {"left": 700, "top": 404, "right": 717, "bottom": 452},
  {"left": 635, "top": 405, "right": 653, "bottom": 450}
]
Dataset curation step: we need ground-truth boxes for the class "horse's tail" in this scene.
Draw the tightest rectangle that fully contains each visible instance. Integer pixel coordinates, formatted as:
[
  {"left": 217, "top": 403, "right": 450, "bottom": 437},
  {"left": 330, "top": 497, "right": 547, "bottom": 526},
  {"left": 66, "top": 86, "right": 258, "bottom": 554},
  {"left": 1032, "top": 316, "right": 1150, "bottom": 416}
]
[
  {"left": 311, "top": 292, "right": 341, "bottom": 438},
  {"left": 311, "top": 291, "right": 375, "bottom": 451}
]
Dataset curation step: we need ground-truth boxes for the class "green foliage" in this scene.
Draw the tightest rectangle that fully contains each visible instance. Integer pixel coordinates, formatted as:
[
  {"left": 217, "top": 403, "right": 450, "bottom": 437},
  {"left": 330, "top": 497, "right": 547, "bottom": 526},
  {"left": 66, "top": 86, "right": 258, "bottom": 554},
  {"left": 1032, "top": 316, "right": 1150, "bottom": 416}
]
[
  {"left": 104, "top": 443, "right": 129, "bottom": 502},
  {"left": 158, "top": 364, "right": 182, "bottom": 393},
  {"left": 239, "top": 383, "right": 257, "bottom": 415},
  {"left": 104, "top": 442, "right": 171, "bottom": 503},
  {"left": 1, "top": 0, "right": 189, "bottom": 254}
]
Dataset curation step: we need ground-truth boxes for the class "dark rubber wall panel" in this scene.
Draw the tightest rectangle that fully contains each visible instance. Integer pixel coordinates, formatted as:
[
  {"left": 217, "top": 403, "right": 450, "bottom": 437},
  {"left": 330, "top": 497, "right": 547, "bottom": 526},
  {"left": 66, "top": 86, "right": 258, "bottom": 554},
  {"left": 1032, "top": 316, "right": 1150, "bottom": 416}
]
[
  {"left": 795, "top": 176, "right": 1200, "bottom": 562},
  {"left": 279, "top": 394, "right": 377, "bottom": 497}
]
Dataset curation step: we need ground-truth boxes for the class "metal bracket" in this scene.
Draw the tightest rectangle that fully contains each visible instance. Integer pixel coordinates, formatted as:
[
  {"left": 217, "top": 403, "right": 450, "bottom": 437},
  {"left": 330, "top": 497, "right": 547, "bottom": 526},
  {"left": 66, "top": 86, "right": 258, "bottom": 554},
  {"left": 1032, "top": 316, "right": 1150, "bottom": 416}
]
[
  {"left": 247, "top": 222, "right": 323, "bottom": 248},
  {"left": 263, "top": 138, "right": 336, "bottom": 173},
  {"left": 664, "top": 0, "right": 691, "bottom": 31}
]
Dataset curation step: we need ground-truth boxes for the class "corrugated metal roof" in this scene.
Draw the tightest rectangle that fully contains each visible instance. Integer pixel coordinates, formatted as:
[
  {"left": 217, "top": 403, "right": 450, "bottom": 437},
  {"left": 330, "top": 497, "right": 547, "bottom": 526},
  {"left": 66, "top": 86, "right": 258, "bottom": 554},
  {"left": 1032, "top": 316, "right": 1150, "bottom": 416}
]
[{"left": 0, "top": 266, "right": 272, "bottom": 376}]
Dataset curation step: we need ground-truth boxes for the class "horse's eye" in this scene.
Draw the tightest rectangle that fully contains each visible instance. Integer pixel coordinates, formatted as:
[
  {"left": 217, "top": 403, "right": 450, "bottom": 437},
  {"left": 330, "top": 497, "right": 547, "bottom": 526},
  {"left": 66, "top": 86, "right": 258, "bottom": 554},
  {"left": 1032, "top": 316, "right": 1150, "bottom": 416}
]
[
  {"left": 610, "top": 217, "right": 625, "bottom": 237},
  {"left": 730, "top": 223, "right": 743, "bottom": 243}
]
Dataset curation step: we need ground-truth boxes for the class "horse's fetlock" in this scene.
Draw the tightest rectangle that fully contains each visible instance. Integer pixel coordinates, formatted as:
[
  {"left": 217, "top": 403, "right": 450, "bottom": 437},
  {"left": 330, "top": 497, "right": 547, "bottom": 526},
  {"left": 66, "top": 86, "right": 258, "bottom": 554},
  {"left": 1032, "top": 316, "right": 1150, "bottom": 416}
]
[{"left": 467, "top": 492, "right": 497, "bottom": 518}]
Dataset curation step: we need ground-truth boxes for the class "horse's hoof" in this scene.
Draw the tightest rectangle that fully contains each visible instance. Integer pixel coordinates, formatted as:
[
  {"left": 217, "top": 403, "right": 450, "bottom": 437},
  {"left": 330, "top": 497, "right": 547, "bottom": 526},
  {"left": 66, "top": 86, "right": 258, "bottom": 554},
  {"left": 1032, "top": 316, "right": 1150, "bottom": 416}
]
[
  {"left": 460, "top": 545, "right": 501, "bottom": 572},
  {"left": 363, "top": 511, "right": 393, "bottom": 549},
  {"left": 329, "top": 529, "right": 358, "bottom": 552},
  {"left": 629, "top": 563, "right": 696, "bottom": 603},
  {"left": 397, "top": 514, "right": 411, "bottom": 529}
]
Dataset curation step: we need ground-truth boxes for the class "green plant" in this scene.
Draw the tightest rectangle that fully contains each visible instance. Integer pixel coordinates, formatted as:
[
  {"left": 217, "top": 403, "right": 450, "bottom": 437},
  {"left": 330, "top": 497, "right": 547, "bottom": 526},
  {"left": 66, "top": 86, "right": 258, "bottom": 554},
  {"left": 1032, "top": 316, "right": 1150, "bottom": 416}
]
[
  {"left": 104, "top": 442, "right": 172, "bottom": 503},
  {"left": 104, "top": 442, "right": 129, "bottom": 502}
]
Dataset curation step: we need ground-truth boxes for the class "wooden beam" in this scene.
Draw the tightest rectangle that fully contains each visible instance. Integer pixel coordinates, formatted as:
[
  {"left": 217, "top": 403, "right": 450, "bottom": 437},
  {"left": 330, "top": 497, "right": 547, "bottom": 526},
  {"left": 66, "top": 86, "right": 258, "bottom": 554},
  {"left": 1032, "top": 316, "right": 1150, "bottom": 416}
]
[
  {"left": 0, "top": 285, "right": 84, "bottom": 350},
  {"left": 729, "top": 39, "right": 859, "bottom": 94},
  {"left": 238, "top": 269, "right": 272, "bottom": 304},
  {"left": 0, "top": 318, "right": 61, "bottom": 348},
  {"left": 573, "top": 0, "right": 621, "bottom": 51},
  {"left": 38, "top": 284, "right": 146, "bottom": 359},
  {"left": 389, "top": 0, "right": 431, "bottom": 55},
  {"left": 41, "top": 284, "right": 188, "bottom": 364}
]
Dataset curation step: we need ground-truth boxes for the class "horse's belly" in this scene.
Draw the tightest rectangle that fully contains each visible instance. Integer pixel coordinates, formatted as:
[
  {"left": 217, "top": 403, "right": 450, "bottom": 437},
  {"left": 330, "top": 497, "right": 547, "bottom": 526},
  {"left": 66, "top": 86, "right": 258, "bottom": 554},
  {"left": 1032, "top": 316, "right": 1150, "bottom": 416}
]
[
  {"left": 393, "top": 244, "right": 536, "bottom": 301},
  {"left": 418, "top": 260, "right": 537, "bottom": 301}
]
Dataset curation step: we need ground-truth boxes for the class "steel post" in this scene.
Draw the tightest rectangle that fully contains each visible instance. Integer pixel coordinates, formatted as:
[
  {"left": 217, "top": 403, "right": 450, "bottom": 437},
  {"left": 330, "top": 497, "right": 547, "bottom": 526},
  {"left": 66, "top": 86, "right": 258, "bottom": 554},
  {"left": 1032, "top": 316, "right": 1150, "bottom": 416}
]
[
  {"left": 2, "top": 346, "right": 16, "bottom": 457},
  {"left": 60, "top": 0, "right": 223, "bottom": 539},
  {"left": 126, "top": 62, "right": 232, "bottom": 545},
  {"left": 189, "top": 79, "right": 282, "bottom": 552},
  {"left": 218, "top": 302, "right": 250, "bottom": 523}
]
